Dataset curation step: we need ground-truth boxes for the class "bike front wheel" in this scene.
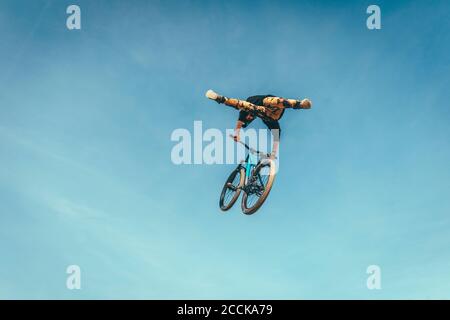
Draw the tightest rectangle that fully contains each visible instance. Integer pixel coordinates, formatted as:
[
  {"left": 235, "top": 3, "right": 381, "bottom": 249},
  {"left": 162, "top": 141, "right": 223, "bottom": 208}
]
[
  {"left": 241, "top": 160, "right": 276, "bottom": 215},
  {"left": 219, "top": 166, "right": 245, "bottom": 211}
]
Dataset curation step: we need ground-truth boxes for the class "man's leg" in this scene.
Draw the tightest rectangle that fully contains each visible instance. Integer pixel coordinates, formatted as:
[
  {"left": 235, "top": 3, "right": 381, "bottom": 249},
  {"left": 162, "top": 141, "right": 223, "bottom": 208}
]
[
  {"left": 263, "top": 121, "right": 280, "bottom": 157},
  {"left": 206, "top": 89, "right": 265, "bottom": 112},
  {"left": 271, "top": 129, "right": 280, "bottom": 158},
  {"left": 223, "top": 97, "right": 266, "bottom": 113},
  {"left": 225, "top": 96, "right": 297, "bottom": 111}
]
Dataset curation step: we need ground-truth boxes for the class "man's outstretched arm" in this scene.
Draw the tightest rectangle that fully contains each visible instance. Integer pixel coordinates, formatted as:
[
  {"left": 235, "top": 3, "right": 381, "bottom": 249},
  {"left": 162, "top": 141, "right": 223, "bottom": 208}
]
[
  {"left": 233, "top": 120, "right": 244, "bottom": 142},
  {"left": 263, "top": 96, "right": 312, "bottom": 109}
]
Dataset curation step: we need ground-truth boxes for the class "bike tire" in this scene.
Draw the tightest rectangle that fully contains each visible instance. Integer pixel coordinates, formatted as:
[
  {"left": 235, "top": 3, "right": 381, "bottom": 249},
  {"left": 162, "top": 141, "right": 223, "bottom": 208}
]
[
  {"left": 219, "top": 166, "right": 245, "bottom": 211},
  {"left": 241, "top": 160, "right": 276, "bottom": 215}
]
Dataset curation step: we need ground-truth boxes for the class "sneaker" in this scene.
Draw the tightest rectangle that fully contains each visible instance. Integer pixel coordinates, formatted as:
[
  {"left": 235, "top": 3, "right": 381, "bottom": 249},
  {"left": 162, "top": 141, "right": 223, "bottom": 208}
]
[{"left": 205, "top": 89, "right": 226, "bottom": 103}]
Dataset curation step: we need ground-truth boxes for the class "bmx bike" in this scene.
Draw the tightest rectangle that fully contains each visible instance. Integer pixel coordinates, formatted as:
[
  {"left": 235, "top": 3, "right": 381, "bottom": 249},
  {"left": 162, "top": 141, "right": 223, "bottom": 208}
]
[{"left": 219, "top": 135, "right": 276, "bottom": 215}]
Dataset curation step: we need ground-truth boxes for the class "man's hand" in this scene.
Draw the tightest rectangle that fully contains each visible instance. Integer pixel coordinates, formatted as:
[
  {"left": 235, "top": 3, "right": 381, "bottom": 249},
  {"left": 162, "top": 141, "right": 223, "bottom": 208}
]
[
  {"left": 233, "top": 134, "right": 240, "bottom": 142},
  {"left": 300, "top": 98, "right": 312, "bottom": 109},
  {"left": 293, "top": 98, "right": 312, "bottom": 109}
]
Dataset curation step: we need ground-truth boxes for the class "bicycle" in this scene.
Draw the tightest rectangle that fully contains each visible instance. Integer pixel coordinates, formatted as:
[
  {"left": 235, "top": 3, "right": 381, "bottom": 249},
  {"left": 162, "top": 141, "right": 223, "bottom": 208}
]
[{"left": 219, "top": 135, "right": 276, "bottom": 215}]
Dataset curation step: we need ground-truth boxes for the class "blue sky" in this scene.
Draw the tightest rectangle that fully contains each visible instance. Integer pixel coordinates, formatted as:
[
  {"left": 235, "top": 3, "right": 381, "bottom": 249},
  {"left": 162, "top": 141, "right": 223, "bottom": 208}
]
[{"left": 0, "top": 0, "right": 450, "bottom": 299}]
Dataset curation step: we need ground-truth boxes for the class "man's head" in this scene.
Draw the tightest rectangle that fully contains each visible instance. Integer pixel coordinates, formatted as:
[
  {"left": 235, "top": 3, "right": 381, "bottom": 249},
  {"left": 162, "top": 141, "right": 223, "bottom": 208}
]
[{"left": 245, "top": 114, "right": 255, "bottom": 122}]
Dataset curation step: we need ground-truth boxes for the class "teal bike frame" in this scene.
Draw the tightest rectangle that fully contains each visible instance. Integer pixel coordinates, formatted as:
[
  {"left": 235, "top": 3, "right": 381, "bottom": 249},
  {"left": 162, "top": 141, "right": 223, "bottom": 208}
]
[
  {"left": 229, "top": 134, "right": 270, "bottom": 184},
  {"left": 245, "top": 152, "right": 258, "bottom": 180}
]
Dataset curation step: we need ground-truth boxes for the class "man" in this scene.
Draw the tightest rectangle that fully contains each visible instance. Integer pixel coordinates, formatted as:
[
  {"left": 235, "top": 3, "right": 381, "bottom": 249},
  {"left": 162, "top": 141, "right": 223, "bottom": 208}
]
[{"left": 205, "top": 90, "right": 312, "bottom": 157}]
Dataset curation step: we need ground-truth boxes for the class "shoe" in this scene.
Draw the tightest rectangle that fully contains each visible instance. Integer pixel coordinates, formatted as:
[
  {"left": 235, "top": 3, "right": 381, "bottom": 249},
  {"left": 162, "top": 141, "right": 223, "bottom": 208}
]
[{"left": 206, "top": 89, "right": 226, "bottom": 103}]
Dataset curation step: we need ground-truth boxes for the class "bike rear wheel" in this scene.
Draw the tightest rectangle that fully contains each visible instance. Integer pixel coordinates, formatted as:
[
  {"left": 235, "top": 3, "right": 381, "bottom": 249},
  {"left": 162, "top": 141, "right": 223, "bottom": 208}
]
[
  {"left": 219, "top": 166, "right": 245, "bottom": 211},
  {"left": 241, "top": 160, "right": 276, "bottom": 215}
]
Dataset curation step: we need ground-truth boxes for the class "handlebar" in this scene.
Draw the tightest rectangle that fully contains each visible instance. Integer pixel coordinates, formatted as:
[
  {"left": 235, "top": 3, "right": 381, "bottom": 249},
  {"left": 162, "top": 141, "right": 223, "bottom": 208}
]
[{"left": 228, "top": 134, "right": 272, "bottom": 159}]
